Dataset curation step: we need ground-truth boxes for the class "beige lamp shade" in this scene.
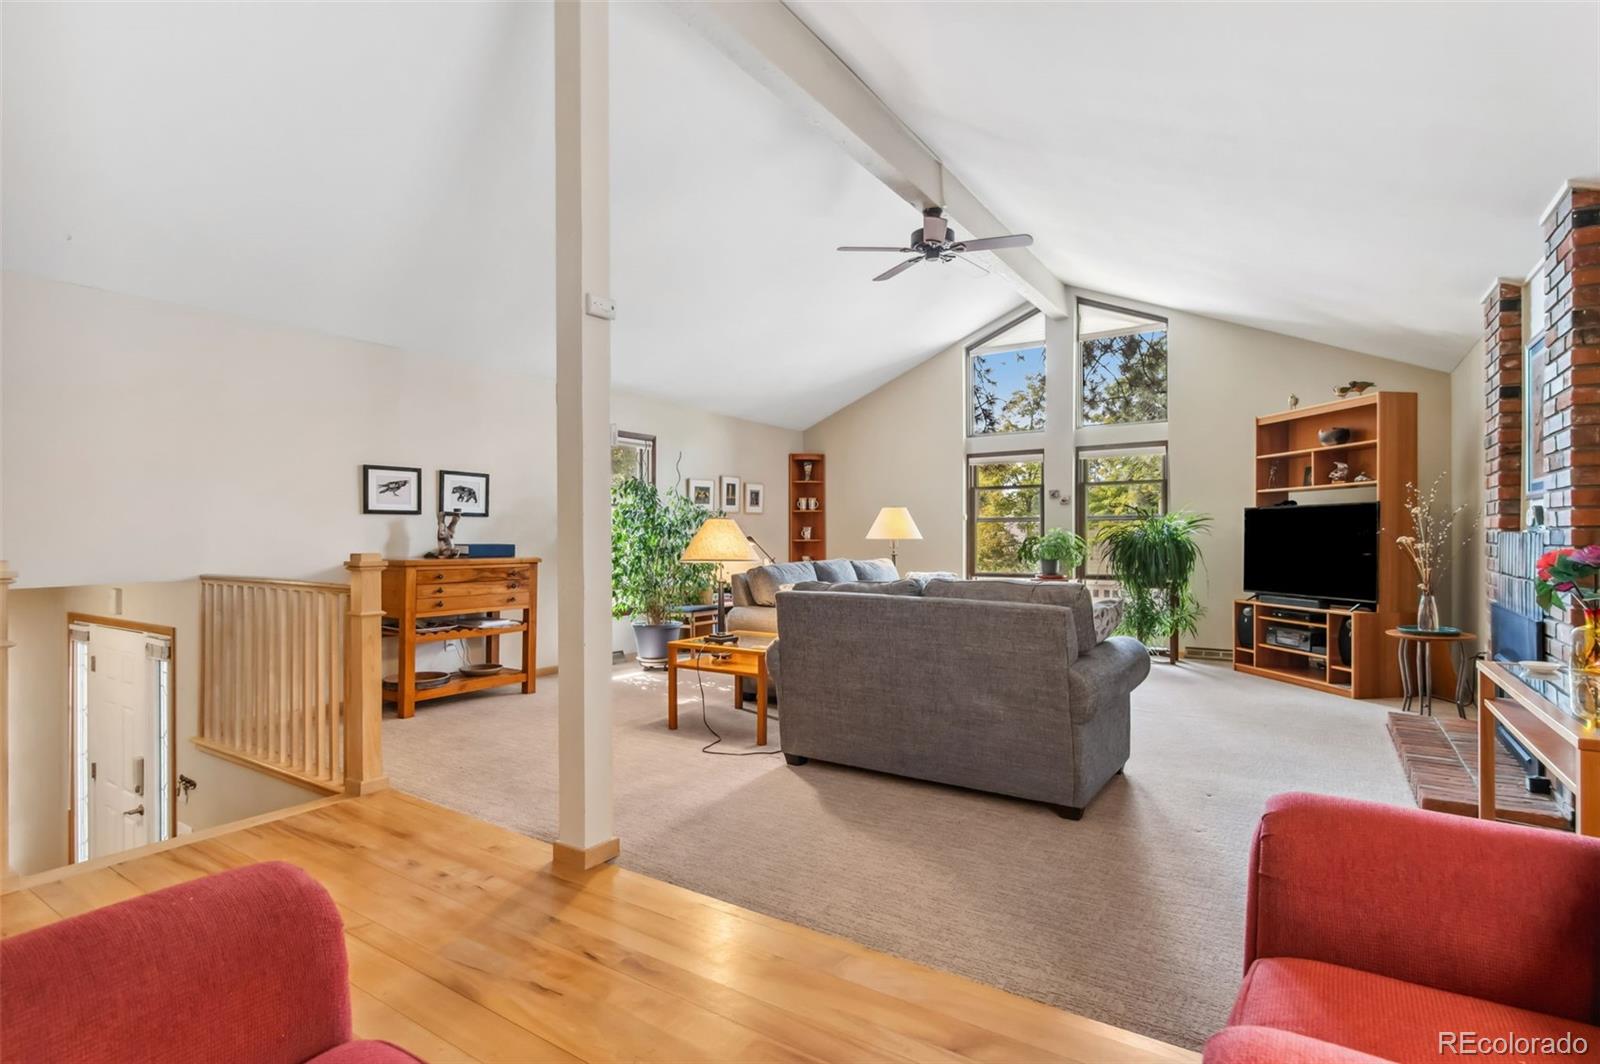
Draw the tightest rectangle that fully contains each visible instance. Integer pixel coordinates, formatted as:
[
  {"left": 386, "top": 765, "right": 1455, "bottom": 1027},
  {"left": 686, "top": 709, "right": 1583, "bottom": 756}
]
[
  {"left": 681, "top": 516, "right": 758, "bottom": 563},
  {"left": 865, "top": 507, "right": 923, "bottom": 542}
]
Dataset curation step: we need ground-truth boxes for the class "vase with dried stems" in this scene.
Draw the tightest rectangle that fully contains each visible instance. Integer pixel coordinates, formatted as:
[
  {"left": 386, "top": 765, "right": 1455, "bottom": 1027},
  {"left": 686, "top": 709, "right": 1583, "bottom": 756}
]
[{"left": 1394, "top": 474, "right": 1474, "bottom": 632}]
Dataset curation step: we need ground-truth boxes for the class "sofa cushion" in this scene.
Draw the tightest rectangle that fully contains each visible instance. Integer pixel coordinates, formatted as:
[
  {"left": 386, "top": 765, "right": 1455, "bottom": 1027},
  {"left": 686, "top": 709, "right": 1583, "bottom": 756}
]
[
  {"left": 813, "top": 558, "right": 857, "bottom": 583},
  {"left": 922, "top": 578, "right": 1096, "bottom": 652},
  {"left": 746, "top": 561, "right": 817, "bottom": 606},
  {"left": 1229, "top": 957, "right": 1600, "bottom": 1064},
  {"left": 730, "top": 571, "right": 755, "bottom": 607},
  {"left": 852, "top": 558, "right": 900, "bottom": 581}
]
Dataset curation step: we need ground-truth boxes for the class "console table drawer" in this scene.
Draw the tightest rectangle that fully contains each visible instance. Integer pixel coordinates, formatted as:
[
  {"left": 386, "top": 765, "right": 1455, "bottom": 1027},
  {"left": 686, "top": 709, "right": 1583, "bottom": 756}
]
[
  {"left": 415, "top": 566, "right": 530, "bottom": 585},
  {"left": 416, "top": 588, "right": 531, "bottom": 613},
  {"left": 417, "top": 579, "right": 528, "bottom": 601}
]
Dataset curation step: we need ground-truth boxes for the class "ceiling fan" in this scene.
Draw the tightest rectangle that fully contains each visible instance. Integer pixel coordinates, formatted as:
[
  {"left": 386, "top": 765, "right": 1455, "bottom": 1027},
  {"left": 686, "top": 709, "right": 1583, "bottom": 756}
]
[{"left": 838, "top": 206, "right": 1033, "bottom": 282}]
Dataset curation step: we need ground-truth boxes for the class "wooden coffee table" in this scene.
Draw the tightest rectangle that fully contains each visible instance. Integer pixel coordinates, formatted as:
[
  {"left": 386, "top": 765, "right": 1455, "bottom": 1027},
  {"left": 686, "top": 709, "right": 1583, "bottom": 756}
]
[{"left": 666, "top": 631, "right": 774, "bottom": 746}]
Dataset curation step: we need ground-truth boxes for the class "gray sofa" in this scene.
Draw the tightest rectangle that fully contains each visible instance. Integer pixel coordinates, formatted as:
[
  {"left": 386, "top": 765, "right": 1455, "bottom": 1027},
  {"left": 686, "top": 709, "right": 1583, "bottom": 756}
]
[
  {"left": 727, "top": 557, "right": 901, "bottom": 634},
  {"left": 774, "top": 577, "right": 1149, "bottom": 819}
]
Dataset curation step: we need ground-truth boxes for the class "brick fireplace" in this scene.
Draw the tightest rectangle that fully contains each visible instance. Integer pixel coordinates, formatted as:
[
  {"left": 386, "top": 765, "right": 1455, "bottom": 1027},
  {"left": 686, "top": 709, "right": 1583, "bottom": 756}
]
[{"left": 1483, "top": 182, "right": 1600, "bottom": 663}]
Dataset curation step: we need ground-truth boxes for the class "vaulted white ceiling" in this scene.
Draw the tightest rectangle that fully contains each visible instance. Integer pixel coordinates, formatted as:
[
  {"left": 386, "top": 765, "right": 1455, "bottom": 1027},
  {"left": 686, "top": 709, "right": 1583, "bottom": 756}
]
[
  {"left": 0, "top": 1, "right": 1019, "bottom": 430},
  {"left": 792, "top": 0, "right": 1600, "bottom": 369},
  {"left": 6, "top": 2, "right": 1596, "bottom": 433}
]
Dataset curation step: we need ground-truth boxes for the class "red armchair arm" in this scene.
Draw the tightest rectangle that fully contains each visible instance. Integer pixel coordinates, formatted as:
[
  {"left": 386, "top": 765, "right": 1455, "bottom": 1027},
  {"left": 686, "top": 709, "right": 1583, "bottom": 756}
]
[
  {"left": 1246, "top": 792, "right": 1600, "bottom": 1023},
  {"left": 2, "top": 861, "right": 352, "bottom": 1064},
  {"left": 1203, "top": 1026, "right": 1390, "bottom": 1064}
]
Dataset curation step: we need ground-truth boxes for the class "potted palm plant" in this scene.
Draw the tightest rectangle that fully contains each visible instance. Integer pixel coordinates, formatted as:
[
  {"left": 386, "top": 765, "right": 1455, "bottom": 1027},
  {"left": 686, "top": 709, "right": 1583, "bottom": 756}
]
[
  {"left": 1096, "top": 508, "right": 1211, "bottom": 663},
  {"left": 611, "top": 477, "right": 715, "bottom": 666},
  {"left": 1019, "top": 527, "right": 1087, "bottom": 577}
]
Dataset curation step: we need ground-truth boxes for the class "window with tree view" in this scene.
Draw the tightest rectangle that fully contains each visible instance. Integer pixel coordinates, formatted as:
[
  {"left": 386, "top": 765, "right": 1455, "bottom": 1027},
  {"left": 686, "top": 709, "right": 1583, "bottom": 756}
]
[
  {"left": 1079, "top": 449, "right": 1167, "bottom": 578},
  {"left": 969, "top": 455, "right": 1044, "bottom": 576},
  {"left": 1079, "top": 302, "right": 1167, "bottom": 426},
  {"left": 610, "top": 431, "right": 655, "bottom": 488},
  {"left": 969, "top": 310, "right": 1046, "bottom": 436}
]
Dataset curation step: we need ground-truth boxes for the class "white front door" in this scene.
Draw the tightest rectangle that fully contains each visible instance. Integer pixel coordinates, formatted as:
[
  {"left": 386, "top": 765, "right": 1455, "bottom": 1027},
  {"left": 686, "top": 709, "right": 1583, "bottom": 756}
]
[{"left": 84, "top": 625, "right": 158, "bottom": 859}]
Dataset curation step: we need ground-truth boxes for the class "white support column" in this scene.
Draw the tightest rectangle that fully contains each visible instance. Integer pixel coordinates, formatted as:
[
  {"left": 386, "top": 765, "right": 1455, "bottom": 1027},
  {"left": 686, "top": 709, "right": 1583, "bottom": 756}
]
[{"left": 553, "top": 0, "right": 618, "bottom": 875}]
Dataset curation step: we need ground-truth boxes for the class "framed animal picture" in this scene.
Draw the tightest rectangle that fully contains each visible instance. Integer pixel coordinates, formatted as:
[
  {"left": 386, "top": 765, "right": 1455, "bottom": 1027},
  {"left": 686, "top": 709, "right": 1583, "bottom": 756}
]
[
  {"left": 439, "top": 469, "right": 490, "bottom": 517},
  {"left": 687, "top": 478, "right": 714, "bottom": 510},
  {"left": 745, "top": 482, "right": 765, "bottom": 514},
  {"left": 720, "top": 476, "right": 742, "bottom": 512},
  {"left": 362, "top": 464, "right": 422, "bottom": 515}
]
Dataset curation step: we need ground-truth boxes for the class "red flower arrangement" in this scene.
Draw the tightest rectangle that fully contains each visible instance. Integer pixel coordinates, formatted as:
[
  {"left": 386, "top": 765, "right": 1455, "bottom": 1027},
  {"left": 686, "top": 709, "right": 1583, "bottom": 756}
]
[{"left": 1535, "top": 545, "right": 1600, "bottom": 611}]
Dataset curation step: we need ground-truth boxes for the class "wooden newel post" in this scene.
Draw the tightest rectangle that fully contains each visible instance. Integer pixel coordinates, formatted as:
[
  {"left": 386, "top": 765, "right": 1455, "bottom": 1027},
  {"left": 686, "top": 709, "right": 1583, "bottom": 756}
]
[{"left": 344, "top": 552, "right": 388, "bottom": 796}]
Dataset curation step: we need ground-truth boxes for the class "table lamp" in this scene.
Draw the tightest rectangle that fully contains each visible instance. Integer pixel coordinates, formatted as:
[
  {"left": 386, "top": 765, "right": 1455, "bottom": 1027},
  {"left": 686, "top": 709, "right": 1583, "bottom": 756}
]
[
  {"left": 681, "top": 516, "right": 756, "bottom": 638},
  {"left": 865, "top": 506, "right": 922, "bottom": 569}
]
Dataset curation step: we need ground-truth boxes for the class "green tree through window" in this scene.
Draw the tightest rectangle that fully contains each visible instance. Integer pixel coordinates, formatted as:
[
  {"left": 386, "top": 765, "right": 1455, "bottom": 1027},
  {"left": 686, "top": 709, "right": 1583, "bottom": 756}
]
[
  {"left": 1079, "top": 451, "right": 1167, "bottom": 577},
  {"left": 970, "top": 457, "right": 1044, "bottom": 575},
  {"left": 1081, "top": 319, "right": 1167, "bottom": 426},
  {"left": 969, "top": 310, "right": 1046, "bottom": 436}
]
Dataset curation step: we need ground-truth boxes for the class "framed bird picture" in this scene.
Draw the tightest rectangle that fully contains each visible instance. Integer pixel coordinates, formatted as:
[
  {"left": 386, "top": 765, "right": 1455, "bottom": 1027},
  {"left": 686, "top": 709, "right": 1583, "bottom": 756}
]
[
  {"left": 362, "top": 464, "right": 422, "bottom": 515},
  {"left": 439, "top": 470, "right": 490, "bottom": 517}
]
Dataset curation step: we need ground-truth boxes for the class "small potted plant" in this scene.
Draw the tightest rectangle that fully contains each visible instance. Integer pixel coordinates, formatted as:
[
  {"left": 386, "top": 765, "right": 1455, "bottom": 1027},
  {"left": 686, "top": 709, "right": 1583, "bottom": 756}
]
[
  {"left": 1020, "top": 527, "right": 1087, "bottom": 577},
  {"left": 611, "top": 477, "right": 715, "bottom": 666},
  {"left": 1536, "top": 544, "right": 1600, "bottom": 673}
]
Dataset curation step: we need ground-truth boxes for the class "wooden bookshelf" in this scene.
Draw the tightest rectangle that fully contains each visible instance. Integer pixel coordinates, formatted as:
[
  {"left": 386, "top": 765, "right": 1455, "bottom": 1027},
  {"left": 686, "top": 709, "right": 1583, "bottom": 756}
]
[
  {"left": 1236, "top": 391, "right": 1417, "bottom": 698},
  {"left": 788, "top": 453, "right": 825, "bottom": 562}
]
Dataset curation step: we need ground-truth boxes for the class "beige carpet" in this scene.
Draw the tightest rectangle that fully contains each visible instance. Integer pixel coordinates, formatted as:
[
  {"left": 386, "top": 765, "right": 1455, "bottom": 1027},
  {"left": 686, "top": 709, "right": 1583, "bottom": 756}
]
[{"left": 382, "top": 659, "right": 1412, "bottom": 1051}]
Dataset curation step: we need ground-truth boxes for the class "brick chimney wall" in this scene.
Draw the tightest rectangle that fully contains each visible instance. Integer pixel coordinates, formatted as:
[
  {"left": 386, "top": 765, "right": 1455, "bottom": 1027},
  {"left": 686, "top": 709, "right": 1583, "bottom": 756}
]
[
  {"left": 1537, "top": 184, "right": 1600, "bottom": 662},
  {"left": 1483, "top": 281, "right": 1528, "bottom": 617}
]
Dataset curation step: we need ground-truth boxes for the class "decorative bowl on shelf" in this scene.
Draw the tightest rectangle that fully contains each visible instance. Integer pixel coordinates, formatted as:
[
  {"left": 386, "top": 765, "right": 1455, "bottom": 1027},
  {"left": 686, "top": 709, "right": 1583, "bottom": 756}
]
[
  {"left": 1318, "top": 427, "right": 1351, "bottom": 445},
  {"left": 383, "top": 670, "right": 452, "bottom": 691}
]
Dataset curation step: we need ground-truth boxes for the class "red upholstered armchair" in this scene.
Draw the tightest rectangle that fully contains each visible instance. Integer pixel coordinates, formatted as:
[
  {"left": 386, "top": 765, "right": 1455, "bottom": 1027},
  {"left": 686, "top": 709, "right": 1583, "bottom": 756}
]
[
  {"left": 1204, "top": 793, "right": 1600, "bottom": 1064},
  {"left": 1, "top": 861, "right": 423, "bottom": 1064}
]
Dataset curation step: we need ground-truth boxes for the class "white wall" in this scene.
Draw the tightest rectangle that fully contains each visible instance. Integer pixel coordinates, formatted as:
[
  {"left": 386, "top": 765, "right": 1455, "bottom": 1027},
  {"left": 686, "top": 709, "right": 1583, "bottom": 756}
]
[
  {"left": 2, "top": 273, "right": 801, "bottom": 870},
  {"left": 805, "top": 290, "right": 1457, "bottom": 650}
]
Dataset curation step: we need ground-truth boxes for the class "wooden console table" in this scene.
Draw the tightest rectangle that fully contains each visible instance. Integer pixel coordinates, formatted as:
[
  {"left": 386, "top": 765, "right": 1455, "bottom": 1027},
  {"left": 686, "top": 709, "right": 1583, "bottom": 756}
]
[
  {"left": 381, "top": 557, "right": 539, "bottom": 719},
  {"left": 1476, "top": 658, "right": 1599, "bottom": 835}
]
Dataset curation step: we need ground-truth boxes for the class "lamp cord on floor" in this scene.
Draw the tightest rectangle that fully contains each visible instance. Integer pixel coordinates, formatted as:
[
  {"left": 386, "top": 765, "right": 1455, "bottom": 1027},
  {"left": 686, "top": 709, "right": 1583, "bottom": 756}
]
[{"left": 691, "top": 648, "right": 782, "bottom": 757}]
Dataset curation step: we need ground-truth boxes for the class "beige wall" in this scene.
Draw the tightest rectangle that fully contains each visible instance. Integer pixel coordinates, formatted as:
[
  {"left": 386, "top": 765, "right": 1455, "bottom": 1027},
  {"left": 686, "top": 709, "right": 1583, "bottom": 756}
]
[
  {"left": 806, "top": 289, "right": 1458, "bottom": 651},
  {"left": 1450, "top": 339, "right": 1487, "bottom": 642},
  {"left": 3, "top": 273, "right": 801, "bottom": 870}
]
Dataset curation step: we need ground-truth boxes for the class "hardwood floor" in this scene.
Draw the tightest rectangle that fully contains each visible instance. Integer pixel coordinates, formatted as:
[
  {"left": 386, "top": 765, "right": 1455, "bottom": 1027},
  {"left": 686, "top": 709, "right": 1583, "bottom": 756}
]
[{"left": 1, "top": 790, "right": 1198, "bottom": 1063}]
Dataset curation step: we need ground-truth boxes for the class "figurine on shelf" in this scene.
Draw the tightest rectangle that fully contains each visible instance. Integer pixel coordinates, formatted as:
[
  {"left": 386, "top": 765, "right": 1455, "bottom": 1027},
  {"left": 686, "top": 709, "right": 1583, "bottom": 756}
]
[
  {"left": 1287, "top": 393, "right": 1300, "bottom": 409},
  {"left": 1353, "top": 470, "right": 1372, "bottom": 483},
  {"left": 1334, "top": 380, "right": 1376, "bottom": 399},
  {"left": 1329, "top": 461, "right": 1350, "bottom": 483},
  {"left": 428, "top": 508, "right": 465, "bottom": 558},
  {"left": 1267, "top": 461, "right": 1281, "bottom": 489}
]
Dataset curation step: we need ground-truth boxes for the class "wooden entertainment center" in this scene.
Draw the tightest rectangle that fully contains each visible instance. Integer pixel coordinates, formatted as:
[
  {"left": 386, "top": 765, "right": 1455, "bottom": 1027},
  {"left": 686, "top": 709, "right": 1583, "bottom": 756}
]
[{"left": 1232, "top": 391, "right": 1416, "bottom": 699}]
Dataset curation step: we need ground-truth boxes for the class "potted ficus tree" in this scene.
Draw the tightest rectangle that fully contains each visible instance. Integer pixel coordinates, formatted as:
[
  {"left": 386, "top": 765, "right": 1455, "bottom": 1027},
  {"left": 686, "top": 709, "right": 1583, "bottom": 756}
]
[
  {"left": 1019, "top": 527, "right": 1087, "bottom": 577},
  {"left": 1096, "top": 508, "right": 1211, "bottom": 664},
  {"left": 611, "top": 477, "right": 715, "bottom": 666}
]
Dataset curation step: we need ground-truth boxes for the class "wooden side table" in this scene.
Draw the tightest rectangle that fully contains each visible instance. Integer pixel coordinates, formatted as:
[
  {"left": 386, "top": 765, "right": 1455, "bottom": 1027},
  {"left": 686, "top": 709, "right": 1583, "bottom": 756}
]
[
  {"left": 1386, "top": 628, "right": 1475, "bottom": 718},
  {"left": 665, "top": 632, "right": 773, "bottom": 746}
]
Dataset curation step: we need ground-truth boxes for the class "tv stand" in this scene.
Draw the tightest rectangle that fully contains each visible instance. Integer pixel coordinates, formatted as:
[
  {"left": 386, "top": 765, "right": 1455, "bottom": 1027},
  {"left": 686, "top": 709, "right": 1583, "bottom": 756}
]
[{"left": 1235, "top": 599, "right": 1381, "bottom": 698}]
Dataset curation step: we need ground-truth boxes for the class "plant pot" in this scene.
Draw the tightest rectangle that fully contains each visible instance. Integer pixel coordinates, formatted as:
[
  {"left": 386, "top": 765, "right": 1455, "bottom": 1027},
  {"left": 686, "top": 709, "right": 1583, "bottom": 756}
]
[
  {"left": 632, "top": 621, "right": 684, "bottom": 669},
  {"left": 1038, "top": 559, "right": 1060, "bottom": 577}
]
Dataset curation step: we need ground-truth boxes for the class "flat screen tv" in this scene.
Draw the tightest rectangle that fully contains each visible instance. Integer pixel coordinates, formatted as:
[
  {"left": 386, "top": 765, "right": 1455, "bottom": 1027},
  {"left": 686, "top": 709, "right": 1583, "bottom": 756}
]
[{"left": 1244, "top": 501, "right": 1379, "bottom": 605}]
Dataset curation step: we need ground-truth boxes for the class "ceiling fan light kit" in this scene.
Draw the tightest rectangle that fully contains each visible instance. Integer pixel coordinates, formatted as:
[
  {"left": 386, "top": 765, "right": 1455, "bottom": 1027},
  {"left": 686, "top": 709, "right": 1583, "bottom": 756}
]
[{"left": 837, "top": 206, "right": 1033, "bottom": 282}]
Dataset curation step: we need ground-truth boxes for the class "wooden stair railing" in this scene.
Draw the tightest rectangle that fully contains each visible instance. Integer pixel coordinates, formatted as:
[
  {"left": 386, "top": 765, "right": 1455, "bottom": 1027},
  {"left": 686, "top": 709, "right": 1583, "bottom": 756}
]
[{"left": 198, "top": 554, "right": 387, "bottom": 796}]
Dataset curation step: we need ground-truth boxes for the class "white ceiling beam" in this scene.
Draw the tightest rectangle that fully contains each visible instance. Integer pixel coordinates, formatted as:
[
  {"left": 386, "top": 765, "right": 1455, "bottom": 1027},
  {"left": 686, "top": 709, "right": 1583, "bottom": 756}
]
[{"left": 670, "top": 0, "right": 1070, "bottom": 319}]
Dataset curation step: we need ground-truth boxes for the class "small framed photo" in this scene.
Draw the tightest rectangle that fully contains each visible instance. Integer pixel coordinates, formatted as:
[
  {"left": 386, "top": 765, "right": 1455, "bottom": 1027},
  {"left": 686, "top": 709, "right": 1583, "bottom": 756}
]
[
  {"left": 439, "top": 469, "right": 490, "bottom": 517},
  {"left": 363, "top": 464, "right": 422, "bottom": 514},
  {"left": 745, "top": 482, "right": 765, "bottom": 514},
  {"left": 720, "top": 476, "right": 742, "bottom": 512},
  {"left": 687, "top": 478, "right": 715, "bottom": 510}
]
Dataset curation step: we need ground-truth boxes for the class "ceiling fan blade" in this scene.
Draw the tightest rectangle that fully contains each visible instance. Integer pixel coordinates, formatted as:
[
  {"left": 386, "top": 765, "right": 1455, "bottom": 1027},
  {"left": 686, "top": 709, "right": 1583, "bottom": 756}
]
[
  {"left": 872, "top": 256, "right": 922, "bottom": 282},
  {"left": 838, "top": 245, "right": 913, "bottom": 253},
  {"left": 950, "top": 254, "right": 992, "bottom": 278},
  {"left": 954, "top": 234, "right": 1033, "bottom": 252}
]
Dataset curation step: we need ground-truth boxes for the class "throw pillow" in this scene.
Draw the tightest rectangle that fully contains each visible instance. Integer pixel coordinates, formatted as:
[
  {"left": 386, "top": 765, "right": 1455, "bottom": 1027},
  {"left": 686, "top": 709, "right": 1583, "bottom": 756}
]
[
  {"left": 812, "top": 559, "right": 856, "bottom": 583},
  {"left": 746, "top": 561, "right": 817, "bottom": 606},
  {"left": 852, "top": 558, "right": 899, "bottom": 582},
  {"left": 822, "top": 579, "right": 922, "bottom": 596},
  {"left": 1093, "top": 598, "right": 1125, "bottom": 643},
  {"left": 905, "top": 570, "right": 959, "bottom": 591}
]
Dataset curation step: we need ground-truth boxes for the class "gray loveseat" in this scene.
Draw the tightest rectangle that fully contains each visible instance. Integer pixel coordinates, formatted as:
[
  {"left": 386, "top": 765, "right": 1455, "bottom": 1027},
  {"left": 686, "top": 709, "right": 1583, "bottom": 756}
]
[{"left": 774, "top": 578, "right": 1149, "bottom": 819}]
